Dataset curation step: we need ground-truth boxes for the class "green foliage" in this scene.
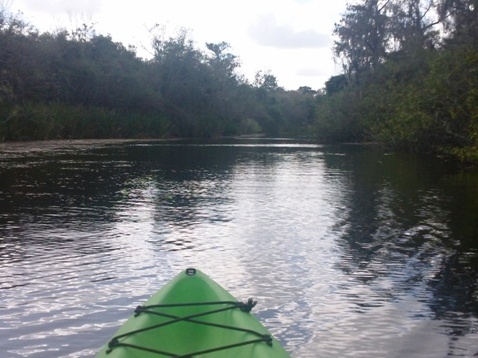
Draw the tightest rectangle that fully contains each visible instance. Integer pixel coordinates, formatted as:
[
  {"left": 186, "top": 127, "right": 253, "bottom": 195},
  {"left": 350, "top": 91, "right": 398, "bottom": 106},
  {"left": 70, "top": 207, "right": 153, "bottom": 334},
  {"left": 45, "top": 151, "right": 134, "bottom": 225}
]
[
  {"left": 422, "top": 47, "right": 478, "bottom": 147},
  {"left": 4, "top": 0, "right": 476, "bottom": 166},
  {"left": 334, "top": 0, "right": 390, "bottom": 76},
  {"left": 315, "top": 0, "right": 478, "bottom": 163},
  {"left": 367, "top": 46, "right": 478, "bottom": 153},
  {"left": 312, "top": 89, "right": 364, "bottom": 142},
  {"left": 0, "top": 9, "right": 316, "bottom": 141},
  {"left": 325, "top": 75, "right": 348, "bottom": 95},
  {"left": 0, "top": 102, "right": 173, "bottom": 140}
]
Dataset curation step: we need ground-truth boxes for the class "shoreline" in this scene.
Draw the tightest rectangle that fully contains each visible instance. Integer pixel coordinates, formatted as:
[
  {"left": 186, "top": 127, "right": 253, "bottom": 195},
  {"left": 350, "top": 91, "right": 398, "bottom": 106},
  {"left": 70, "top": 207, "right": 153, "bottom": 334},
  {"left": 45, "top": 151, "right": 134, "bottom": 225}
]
[{"left": 0, "top": 138, "right": 174, "bottom": 153}]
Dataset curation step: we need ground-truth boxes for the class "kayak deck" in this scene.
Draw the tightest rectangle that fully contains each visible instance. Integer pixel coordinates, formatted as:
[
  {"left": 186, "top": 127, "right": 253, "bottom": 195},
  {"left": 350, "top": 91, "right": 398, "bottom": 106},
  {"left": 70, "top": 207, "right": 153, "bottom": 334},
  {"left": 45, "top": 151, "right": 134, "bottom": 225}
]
[{"left": 96, "top": 268, "right": 291, "bottom": 357}]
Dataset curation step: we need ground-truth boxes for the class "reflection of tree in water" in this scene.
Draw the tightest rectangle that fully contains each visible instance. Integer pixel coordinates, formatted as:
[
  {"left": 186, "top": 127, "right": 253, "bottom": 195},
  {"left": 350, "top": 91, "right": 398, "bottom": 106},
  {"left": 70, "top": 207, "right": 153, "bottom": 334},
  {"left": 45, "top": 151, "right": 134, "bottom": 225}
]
[
  {"left": 0, "top": 149, "right": 133, "bottom": 229},
  {"left": 427, "top": 170, "right": 478, "bottom": 344},
  {"left": 146, "top": 142, "right": 297, "bottom": 251},
  {"left": 0, "top": 140, "right": 307, "bottom": 256},
  {"left": 323, "top": 146, "right": 478, "bottom": 345}
]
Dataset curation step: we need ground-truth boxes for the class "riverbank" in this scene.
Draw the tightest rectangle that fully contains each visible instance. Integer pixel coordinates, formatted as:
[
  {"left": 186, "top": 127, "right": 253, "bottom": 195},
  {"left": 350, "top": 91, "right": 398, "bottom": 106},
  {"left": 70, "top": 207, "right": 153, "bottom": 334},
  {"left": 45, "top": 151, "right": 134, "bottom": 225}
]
[
  {"left": 1, "top": 137, "right": 477, "bottom": 168},
  {"left": 0, "top": 138, "right": 175, "bottom": 154}
]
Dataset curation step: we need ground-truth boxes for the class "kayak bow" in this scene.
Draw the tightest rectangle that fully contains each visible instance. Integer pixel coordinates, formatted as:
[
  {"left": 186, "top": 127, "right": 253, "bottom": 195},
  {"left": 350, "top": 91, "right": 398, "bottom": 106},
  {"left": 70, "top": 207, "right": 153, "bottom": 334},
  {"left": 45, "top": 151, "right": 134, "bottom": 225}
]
[{"left": 96, "top": 268, "right": 291, "bottom": 357}]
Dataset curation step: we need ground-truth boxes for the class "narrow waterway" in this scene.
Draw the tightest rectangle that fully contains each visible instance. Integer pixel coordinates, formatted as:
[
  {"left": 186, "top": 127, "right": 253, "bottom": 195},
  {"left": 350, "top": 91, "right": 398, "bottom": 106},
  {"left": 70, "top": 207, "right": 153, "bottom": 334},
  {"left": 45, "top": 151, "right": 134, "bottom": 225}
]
[{"left": 1, "top": 139, "right": 477, "bottom": 357}]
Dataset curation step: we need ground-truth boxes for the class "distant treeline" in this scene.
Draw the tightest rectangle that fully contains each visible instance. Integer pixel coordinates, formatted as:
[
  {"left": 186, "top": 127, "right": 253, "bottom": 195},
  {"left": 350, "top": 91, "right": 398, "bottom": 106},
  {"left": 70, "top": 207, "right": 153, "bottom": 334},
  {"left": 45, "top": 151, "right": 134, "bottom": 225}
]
[
  {"left": 0, "top": 7, "right": 316, "bottom": 141},
  {"left": 1, "top": 1, "right": 478, "bottom": 162}
]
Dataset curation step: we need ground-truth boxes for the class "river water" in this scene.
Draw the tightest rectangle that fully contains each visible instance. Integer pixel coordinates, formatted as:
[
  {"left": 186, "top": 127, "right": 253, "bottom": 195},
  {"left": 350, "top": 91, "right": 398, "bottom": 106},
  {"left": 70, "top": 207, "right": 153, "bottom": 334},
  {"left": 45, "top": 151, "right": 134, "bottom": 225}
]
[{"left": 1, "top": 139, "right": 477, "bottom": 357}]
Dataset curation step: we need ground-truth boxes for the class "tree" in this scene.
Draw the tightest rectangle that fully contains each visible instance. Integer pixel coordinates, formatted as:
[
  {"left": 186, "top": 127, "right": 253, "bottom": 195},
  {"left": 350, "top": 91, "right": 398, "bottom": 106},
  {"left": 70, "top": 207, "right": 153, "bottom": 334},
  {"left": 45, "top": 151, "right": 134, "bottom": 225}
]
[
  {"left": 334, "top": 0, "right": 391, "bottom": 78},
  {"left": 204, "top": 41, "right": 243, "bottom": 132},
  {"left": 206, "top": 41, "right": 240, "bottom": 83},
  {"left": 150, "top": 28, "right": 212, "bottom": 135},
  {"left": 253, "top": 70, "right": 280, "bottom": 91},
  {"left": 388, "top": 0, "right": 440, "bottom": 52},
  {"left": 325, "top": 74, "right": 348, "bottom": 95},
  {"left": 437, "top": 0, "right": 478, "bottom": 44}
]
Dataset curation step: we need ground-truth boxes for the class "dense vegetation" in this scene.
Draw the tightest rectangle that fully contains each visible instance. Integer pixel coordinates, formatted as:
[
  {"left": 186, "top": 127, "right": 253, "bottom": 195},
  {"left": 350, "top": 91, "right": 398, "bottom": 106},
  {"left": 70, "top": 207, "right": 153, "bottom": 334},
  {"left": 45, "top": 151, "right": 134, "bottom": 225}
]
[
  {"left": 315, "top": 0, "right": 478, "bottom": 161},
  {"left": 1, "top": 1, "right": 477, "bottom": 162},
  {"left": 0, "top": 7, "right": 316, "bottom": 140}
]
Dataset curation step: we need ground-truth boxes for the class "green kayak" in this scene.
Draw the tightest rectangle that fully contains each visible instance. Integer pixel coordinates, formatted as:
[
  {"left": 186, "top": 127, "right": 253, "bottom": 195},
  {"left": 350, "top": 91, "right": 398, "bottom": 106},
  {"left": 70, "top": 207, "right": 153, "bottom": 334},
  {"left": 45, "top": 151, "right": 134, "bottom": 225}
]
[{"left": 96, "top": 268, "right": 291, "bottom": 357}]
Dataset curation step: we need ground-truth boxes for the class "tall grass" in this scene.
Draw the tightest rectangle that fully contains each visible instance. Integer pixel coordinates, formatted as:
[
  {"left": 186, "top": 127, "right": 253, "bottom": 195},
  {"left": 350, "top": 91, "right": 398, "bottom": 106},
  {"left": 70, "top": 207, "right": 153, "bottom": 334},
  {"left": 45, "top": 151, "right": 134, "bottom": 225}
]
[{"left": 0, "top": 102, "right": 173, "bottom": 141}]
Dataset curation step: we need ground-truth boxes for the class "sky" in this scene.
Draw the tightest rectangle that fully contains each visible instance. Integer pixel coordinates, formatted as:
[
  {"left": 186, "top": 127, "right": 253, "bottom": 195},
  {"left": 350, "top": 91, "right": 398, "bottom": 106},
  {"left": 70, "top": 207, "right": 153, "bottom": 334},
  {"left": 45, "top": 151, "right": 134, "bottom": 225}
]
[{"left": 8, "top": 0, "right": 350, "bottom": 90}]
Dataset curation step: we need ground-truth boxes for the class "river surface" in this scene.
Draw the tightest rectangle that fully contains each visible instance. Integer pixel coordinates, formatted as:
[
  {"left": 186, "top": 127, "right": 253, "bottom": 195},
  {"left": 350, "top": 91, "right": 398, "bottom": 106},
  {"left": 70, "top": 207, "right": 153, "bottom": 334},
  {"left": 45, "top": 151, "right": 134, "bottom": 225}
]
[{"left": 1, "top": 138, "right": 477, "bottom": 357}]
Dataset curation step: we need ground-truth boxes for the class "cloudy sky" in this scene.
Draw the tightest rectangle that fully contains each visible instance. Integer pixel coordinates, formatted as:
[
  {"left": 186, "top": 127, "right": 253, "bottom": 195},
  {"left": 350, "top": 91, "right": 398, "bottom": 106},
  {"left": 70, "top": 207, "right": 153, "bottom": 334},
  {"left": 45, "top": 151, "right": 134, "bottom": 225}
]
[{"left": 9, "top": 0, "right": 350, "bottom": 90}]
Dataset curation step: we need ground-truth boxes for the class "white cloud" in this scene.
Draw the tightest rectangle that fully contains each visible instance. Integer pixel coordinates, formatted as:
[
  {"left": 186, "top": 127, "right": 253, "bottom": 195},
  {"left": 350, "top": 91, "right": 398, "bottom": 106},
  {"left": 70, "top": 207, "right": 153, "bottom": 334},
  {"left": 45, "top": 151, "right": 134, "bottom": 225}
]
[
  {"left": 18, "top": 0, "right": 101, "bottom": 15},
  {"left": 296, "top": 67, "right": 326, "bottom": 77},
  {"left": 249, "top": 13, "right": 330, "bottom": 49}
]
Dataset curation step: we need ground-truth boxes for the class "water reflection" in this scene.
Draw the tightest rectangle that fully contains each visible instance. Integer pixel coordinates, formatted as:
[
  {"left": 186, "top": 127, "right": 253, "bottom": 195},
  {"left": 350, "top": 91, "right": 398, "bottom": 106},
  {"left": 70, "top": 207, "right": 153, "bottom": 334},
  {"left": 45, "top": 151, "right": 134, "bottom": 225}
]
[
  {"left": 316, "top": 146, "right": 478, "bottom": 357},
  {"left": 0, "top": 140, "right": 477, "bottom": 357}
]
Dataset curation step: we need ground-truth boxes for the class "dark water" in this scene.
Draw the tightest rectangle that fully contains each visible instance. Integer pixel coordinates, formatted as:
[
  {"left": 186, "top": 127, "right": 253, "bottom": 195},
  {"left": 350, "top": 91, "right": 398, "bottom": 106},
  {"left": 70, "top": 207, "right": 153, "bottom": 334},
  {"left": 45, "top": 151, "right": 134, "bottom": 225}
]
[{"left": 1, "top": 139, "right": 477, "bottom": 357}]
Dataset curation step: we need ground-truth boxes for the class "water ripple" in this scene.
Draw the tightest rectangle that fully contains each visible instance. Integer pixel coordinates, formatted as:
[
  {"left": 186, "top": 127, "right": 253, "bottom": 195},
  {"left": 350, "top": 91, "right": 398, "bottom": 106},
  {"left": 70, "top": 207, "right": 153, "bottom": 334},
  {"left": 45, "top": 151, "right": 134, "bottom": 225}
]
[{"left": 1, "top": 141, "right": 478, "bottom": 357}]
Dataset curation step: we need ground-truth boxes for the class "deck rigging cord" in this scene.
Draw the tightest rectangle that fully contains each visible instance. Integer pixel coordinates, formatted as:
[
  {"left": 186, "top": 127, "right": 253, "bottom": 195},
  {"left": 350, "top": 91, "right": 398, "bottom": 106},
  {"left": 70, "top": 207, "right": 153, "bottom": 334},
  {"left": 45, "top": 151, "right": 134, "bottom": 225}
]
[{"left": 106, "top": 299, "right": 273, "bottom": 356}]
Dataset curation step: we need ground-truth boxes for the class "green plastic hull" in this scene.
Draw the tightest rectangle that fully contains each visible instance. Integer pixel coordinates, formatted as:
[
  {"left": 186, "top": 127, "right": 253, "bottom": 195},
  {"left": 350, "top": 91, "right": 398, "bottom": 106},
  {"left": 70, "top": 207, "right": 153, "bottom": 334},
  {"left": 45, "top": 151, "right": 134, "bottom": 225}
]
[{"left": 96, "top": 268, "right": 291, "bottom": 357}]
